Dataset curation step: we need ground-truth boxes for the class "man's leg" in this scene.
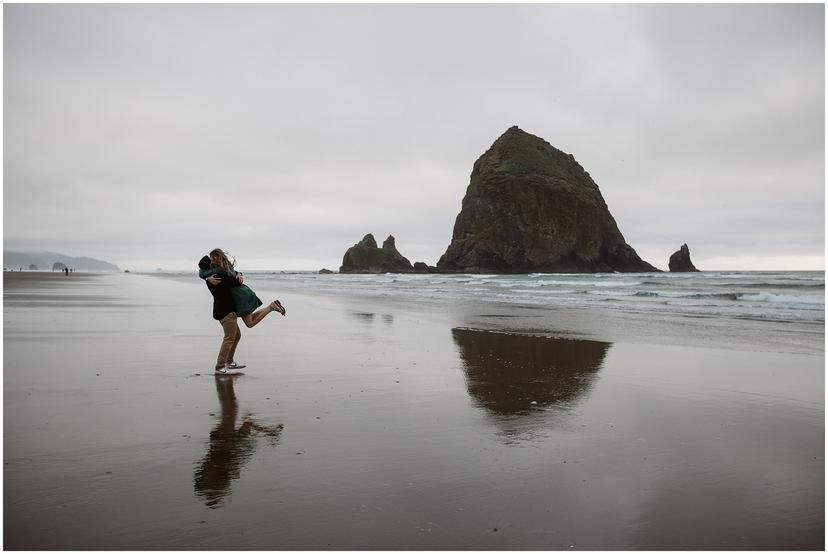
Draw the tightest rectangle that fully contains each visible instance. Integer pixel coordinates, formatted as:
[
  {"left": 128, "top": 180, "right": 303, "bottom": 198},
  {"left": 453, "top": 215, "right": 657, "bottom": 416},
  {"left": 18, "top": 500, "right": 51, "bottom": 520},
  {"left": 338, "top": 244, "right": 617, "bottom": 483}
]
[
  {"left": 216, "top": 312, "right": 240, "bottom": 371},
  {"left": 227, "top": 316, "right": 242, "bottom": 364}
]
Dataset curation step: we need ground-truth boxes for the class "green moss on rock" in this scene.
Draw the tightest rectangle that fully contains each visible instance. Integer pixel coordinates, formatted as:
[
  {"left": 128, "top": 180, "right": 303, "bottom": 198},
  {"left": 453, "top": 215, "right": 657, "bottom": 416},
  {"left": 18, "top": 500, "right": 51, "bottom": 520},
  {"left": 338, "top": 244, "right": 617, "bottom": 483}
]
[{"left": 476, "top": 126, "right": 589, "bottom": 185}]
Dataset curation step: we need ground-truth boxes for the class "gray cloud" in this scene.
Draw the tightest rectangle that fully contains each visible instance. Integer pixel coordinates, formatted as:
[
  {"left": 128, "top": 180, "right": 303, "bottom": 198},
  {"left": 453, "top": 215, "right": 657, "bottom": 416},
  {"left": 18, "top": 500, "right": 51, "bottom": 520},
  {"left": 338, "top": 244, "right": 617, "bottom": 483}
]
[{"left": 4, "top": 4, "right": 824, "bottom": 270}]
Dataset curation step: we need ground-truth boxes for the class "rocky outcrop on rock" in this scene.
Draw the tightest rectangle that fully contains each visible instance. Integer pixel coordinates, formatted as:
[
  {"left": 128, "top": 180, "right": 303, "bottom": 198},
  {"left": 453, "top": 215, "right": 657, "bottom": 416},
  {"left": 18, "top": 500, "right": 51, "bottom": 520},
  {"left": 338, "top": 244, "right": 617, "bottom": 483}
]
[
  {"left": 437, "top": 126, "right": 658, "bottom": 273},
  {"left": 339, "top": 234, "right": 415, "bottom": 273},
  {"left": 52, "top": 262, "right": 67, "bottom": 271},
  {"left": 412, "top": 262, "right": 430, "bottom": 273},
  {"left": 669, "top": 244, "right": 700, "bottom": 272},
  {"left": 318, "top": 268, "right": 335, "bottom": 274}
]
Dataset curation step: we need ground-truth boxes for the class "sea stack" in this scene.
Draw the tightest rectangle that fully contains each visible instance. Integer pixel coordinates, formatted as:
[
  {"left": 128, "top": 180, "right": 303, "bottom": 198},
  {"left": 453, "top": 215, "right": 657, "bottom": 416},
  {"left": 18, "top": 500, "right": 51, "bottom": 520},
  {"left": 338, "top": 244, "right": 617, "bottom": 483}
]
[
  {"left": 669, "top": 244, "right": 700, "bottom": 272},
  {"left": 437, "top": 126, "right": 658, "bottom": 273},
  {"left": 339, "top": 233, "right": 415, "bottom": 274}
]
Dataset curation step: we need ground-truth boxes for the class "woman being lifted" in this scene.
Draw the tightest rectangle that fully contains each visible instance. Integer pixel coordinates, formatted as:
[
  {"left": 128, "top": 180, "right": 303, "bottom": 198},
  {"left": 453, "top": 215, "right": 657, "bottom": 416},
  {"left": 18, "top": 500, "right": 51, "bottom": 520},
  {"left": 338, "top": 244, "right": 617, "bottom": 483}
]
[{"left": 199, "top": 248, "right": 285, "bottom": 328}]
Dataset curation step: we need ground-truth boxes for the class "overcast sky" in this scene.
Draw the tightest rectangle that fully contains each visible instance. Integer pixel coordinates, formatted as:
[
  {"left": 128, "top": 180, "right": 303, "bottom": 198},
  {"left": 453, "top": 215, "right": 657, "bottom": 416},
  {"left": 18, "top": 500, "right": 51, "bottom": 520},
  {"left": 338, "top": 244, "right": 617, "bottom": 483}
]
[{"left": 4, "top": 3, "right": 824, "bottom": 271}]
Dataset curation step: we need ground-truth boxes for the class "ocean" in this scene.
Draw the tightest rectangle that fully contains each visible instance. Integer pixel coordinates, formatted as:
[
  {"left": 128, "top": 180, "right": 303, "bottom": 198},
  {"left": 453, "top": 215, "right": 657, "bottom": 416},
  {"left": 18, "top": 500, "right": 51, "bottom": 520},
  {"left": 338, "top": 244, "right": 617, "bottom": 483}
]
[
  {"left": 248, "top": 270, "right": 824, "bottom": 324},
  {"left": 154, "top": 269, "right": 824, "bottom": 354}
]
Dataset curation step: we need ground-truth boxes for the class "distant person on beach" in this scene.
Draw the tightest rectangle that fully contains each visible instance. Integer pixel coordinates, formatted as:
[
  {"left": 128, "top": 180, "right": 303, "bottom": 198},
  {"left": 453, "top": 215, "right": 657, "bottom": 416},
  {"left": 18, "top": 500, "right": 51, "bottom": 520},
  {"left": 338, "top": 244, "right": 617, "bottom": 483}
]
[
  {"left": 199, "top": 248, "right": 285, "bottom": 374},
  {"left": 63, "top": 267, "right": 69, "bottom": 276}
]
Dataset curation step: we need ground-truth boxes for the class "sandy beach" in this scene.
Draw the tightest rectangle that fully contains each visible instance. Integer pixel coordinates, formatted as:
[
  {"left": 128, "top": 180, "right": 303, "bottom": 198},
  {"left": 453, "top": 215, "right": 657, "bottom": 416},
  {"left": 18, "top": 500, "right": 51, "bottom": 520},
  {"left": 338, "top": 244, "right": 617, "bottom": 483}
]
[{"left": 4, "top": 271, "right": 824, "bottom": 549}]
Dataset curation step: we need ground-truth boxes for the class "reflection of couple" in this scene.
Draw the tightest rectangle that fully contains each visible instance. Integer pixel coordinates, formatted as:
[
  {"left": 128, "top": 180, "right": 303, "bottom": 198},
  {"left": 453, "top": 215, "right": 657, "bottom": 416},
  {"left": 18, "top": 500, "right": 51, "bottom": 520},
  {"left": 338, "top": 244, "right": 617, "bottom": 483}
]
[
  {"left": 194, "top": 376, "right": 284, "bottom": 509},
  {"left": 199, "top": 248, "right": 286, "bottom": 374}
]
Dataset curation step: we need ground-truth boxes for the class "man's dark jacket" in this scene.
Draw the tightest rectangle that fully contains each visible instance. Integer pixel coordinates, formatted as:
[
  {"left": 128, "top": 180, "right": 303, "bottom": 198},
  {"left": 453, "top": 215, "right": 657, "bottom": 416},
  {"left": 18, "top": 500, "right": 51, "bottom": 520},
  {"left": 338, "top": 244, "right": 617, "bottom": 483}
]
[{"left": 199, "top": 256, "right": 237, "bottom": 320}]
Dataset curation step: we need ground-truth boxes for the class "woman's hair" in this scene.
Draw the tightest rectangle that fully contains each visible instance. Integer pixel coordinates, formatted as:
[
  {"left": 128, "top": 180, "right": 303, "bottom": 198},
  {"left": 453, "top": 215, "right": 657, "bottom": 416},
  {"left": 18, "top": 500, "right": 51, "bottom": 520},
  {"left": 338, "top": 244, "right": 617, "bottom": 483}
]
[{"left": 209, "top": 248, "right": 235, "bottom": 271}]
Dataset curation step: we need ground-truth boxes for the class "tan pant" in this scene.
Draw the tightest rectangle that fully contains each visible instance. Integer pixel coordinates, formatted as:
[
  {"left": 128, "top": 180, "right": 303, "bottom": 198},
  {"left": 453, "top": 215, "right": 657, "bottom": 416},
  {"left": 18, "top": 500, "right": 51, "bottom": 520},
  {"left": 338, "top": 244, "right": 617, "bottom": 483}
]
[{"left": 216, "top": 312, "right": 241, "bottom": 370}]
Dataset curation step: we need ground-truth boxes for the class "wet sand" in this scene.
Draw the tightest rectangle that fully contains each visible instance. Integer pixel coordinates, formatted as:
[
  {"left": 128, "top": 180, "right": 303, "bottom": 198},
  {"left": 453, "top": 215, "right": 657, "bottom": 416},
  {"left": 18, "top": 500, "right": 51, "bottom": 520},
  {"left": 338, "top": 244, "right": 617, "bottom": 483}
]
[{"left": 4, "top": 272, "right": 824, "bottom": 549}]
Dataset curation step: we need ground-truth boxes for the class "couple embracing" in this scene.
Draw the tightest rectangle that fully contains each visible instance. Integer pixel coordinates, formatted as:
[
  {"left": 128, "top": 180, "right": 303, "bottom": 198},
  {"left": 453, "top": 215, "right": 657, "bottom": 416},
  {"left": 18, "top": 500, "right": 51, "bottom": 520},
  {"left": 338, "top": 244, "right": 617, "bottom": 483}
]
[{"left": 199, "top": 248, "right": 286, "bottom": 374}]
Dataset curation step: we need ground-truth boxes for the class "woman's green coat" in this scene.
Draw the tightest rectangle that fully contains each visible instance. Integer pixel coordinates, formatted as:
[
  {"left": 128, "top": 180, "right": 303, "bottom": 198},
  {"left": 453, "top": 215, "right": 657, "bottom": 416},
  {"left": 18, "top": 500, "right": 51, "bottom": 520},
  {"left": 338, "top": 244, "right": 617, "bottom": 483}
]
[{"left": 199, "top": 267, "right": 263, "bottom": 316}]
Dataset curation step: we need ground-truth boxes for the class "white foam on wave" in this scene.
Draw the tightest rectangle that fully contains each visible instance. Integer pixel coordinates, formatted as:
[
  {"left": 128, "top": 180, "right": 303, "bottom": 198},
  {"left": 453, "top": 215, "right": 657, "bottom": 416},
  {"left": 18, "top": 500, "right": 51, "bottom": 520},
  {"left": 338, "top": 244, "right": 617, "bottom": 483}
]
[
  {"left": 523, "top": 279, "right": 642, "bottom": 288},
  {"left": 586, "top": 290, "right": 638, "bottom": 297},
  {"left": 738, "top": 292, "right": 824, "bottom": 306},
  {"left": 593, "top": 281, "right": 643, "bottom": 288},
  {"left": 513, "top": 288, "right": 576, "bottom": 295}
]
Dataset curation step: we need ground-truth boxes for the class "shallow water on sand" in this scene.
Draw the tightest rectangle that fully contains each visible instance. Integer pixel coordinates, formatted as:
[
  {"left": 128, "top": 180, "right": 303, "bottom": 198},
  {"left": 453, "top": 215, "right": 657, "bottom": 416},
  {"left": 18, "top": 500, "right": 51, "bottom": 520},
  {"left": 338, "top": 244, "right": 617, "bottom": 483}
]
[{"left": 4, "top": 272, "right": 824, "bottom": 549}]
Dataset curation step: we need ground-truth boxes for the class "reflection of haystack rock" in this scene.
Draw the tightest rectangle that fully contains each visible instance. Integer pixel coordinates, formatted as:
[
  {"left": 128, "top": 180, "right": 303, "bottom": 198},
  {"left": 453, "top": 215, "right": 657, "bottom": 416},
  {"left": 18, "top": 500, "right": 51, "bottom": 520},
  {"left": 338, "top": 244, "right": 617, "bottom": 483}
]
[{"left": 452, "top": 328, "right": 610, "bottom": 416}]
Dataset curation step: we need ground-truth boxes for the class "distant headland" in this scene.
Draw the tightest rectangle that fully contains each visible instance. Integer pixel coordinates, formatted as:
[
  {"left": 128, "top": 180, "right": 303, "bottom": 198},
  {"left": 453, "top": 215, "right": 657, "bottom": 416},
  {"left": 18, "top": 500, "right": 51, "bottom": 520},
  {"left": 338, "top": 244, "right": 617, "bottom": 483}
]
[{"left": 3, "top": 251, "right": 120, "bottom": 272}]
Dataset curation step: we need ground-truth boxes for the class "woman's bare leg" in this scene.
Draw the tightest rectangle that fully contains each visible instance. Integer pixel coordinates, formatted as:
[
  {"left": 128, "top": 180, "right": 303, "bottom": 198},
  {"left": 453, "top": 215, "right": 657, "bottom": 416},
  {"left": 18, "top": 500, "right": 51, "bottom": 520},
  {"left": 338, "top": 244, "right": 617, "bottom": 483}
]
[
  {"left": 241, "top": 301, "right": 283, "bottom": 328},
  {"left": 241, "top": 305, "right": 274, "bottom": 328}
]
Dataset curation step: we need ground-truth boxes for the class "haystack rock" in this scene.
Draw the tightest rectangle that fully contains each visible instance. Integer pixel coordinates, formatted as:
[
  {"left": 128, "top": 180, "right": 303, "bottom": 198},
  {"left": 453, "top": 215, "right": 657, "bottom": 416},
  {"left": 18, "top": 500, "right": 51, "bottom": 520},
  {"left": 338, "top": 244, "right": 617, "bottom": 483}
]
[
  {"left": 437, "top": 126, "right": 658, "bottom": 273},
  {"left": 339, "top": 233, "right": 414, "bottom": 273},
  {"left": 669, "top": 243, "right": 700, "bottom": 272}
]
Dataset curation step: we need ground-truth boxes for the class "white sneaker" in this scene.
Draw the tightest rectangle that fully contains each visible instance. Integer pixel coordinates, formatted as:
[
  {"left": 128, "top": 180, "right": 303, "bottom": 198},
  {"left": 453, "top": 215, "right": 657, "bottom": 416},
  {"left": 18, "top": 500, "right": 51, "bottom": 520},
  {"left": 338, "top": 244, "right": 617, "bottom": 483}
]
[
  {"left": 215, "top": 366, "right": 228, "bottom": 374},
  {"left": 226, "top": 361, "right": 246, "bottom": 370}
]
